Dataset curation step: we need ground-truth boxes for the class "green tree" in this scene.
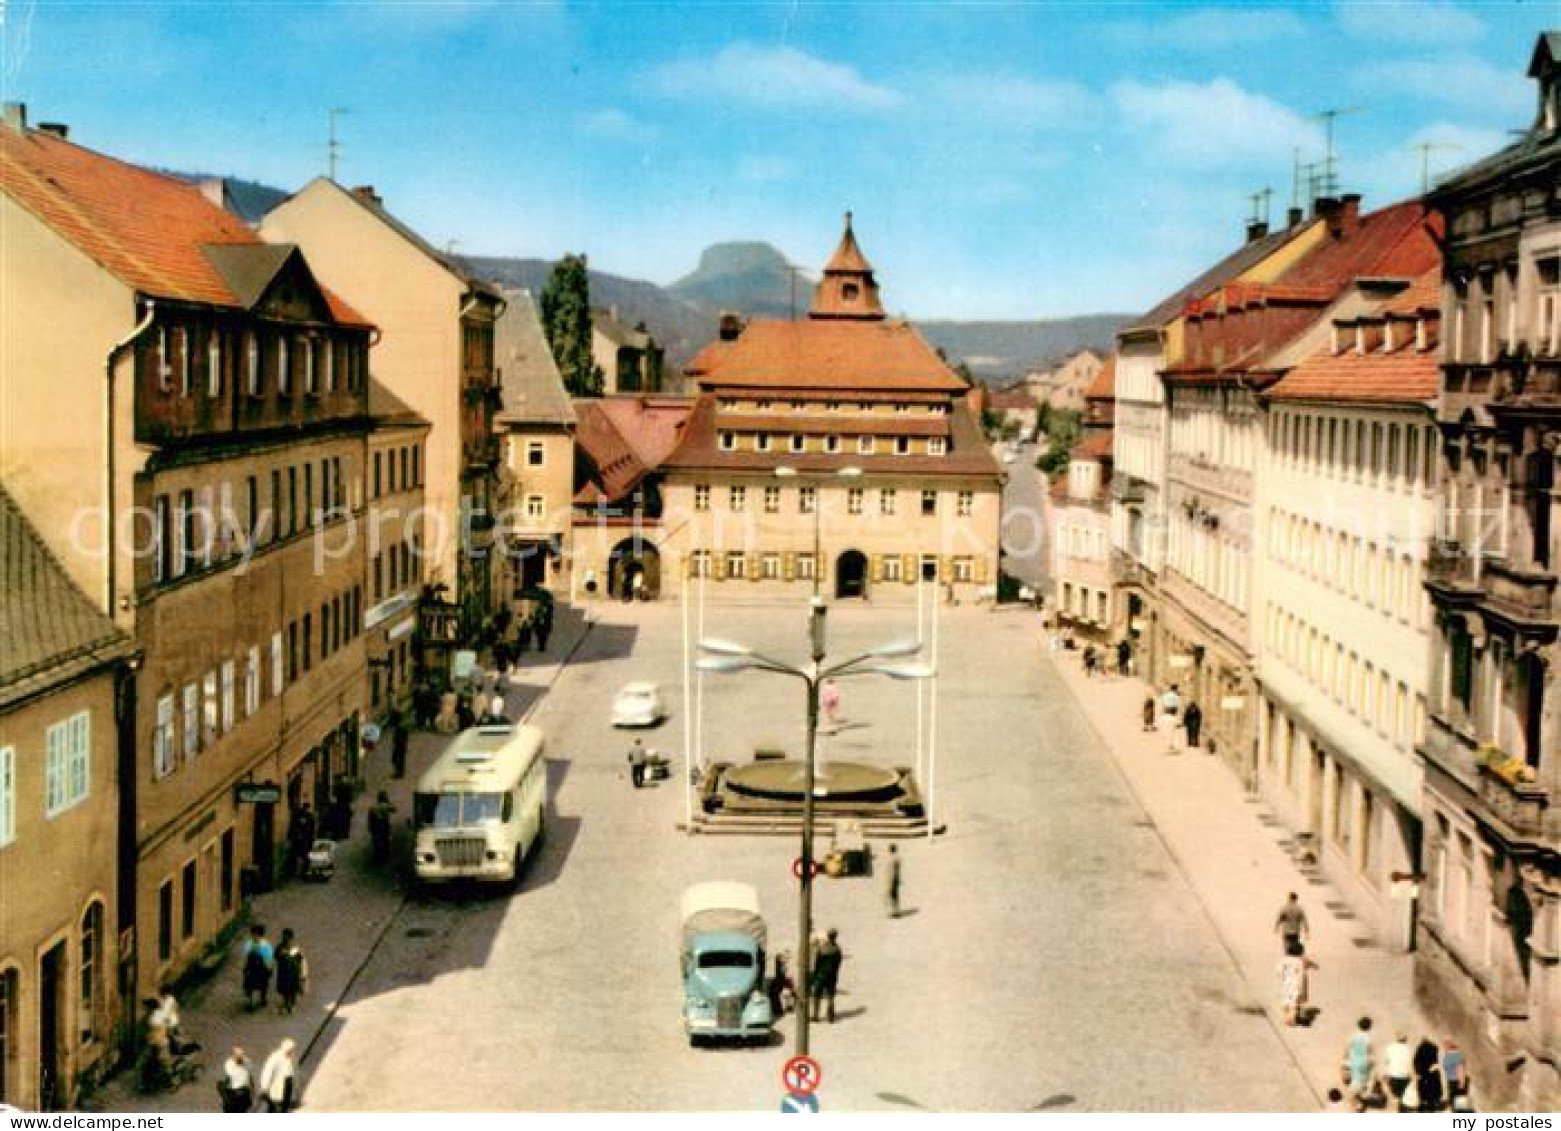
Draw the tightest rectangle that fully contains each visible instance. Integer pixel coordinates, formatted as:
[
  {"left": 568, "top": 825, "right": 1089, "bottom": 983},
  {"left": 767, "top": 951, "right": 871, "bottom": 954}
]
[{"left": 540, "top": 253, "right": 605, "bottom": 397}]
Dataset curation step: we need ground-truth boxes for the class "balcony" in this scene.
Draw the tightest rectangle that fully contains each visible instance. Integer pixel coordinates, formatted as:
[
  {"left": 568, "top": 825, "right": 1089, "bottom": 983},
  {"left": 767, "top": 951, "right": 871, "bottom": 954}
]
[
  {"left": 1111, "top": 548, "right": 1149, "bottom": 588},
  {"left": 1477, "top": 759, "right": 1550, "bottom": 840},
  {"left": 1111, "top": 473, "right": 1145, "bottom": 504},
  {"left": 1482, "top": 559, "right": 1559, "bottom": 626}
]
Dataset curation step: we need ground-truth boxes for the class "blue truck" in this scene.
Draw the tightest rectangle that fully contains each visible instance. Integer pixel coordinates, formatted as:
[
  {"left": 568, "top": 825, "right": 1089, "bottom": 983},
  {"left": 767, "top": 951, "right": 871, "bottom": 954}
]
[{"left": 680, "top": 881, "right": 774, "bottom": 1046}]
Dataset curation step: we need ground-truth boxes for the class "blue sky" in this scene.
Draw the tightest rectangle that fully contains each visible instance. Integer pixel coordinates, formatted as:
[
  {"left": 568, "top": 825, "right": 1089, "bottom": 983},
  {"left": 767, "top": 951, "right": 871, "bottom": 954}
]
[{"left": 0, "top": 1, "right": 1550, "bottom": 318}]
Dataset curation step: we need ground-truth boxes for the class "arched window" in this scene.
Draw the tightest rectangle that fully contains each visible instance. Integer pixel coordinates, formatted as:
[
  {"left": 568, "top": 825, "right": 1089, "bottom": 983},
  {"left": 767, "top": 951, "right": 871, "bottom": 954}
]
[{"left": 80, "top": 901, "right": 103, "bottom": 1045}]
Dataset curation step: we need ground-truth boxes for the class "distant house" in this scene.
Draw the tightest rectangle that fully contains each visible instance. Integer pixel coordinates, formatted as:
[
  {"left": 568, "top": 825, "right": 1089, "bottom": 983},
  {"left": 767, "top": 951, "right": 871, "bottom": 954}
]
[
  {"left": 985, "top": 388, "right": 1040, "bottom": 438},
  {"left": 592, "top": 307, "right": 666, "bottom": 395},
  {"left": 1024, "top": 348, "right": 1103, "bottom": 413}
]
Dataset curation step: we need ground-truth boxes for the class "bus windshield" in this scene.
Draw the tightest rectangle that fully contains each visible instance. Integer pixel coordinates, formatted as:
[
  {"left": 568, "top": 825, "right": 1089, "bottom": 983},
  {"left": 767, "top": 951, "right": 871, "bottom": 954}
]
[{"left": 414, "top": 791, "right": 508, "bottom": 828}]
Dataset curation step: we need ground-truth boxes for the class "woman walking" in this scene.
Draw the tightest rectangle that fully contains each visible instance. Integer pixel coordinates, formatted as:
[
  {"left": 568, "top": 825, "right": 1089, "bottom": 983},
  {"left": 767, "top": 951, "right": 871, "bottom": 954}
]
[
  {"left": 259, "top": 1038, "right": 299, "bottom": 1112},
  {"left": 217, "top": 1047, "right": 253, "bottom": 1112},
  {"left": 274, "top": 930, "right": 309, "bottom": 1014}
]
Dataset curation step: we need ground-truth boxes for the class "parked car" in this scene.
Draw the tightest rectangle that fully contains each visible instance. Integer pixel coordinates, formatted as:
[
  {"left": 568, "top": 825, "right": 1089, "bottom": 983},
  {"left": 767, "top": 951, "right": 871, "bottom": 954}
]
[
  {"left": 680, "top": 881, "right": 773, "bottom": 1046},
  {"left": 612, "top": 682, "right": 666, "bottom": 727}
]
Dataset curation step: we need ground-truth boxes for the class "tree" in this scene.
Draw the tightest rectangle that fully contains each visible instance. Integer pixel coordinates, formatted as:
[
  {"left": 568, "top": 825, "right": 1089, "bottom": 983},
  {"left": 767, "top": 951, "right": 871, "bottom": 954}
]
[{"left": 540, "top": 253, "right": 605, "bottom": 397}]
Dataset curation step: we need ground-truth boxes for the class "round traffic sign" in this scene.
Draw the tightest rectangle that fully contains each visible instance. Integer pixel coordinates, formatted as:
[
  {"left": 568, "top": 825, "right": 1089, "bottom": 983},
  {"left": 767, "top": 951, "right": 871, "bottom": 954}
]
[
  {"left": 783, "top": 1054, "right": 822, "bottom": 1096},
  {"left": 792, "top": 857, "right": 820, "bottom": 880}
]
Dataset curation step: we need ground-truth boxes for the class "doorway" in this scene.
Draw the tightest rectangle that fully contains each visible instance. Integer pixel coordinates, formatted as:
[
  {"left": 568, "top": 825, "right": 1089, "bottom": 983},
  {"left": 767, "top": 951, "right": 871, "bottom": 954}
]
[
  {"left": 38, "top": 942, "right": 64, "bottom": 1110},
  {"left": 835, "top": 550, "right": 868, "bottom": 599}
]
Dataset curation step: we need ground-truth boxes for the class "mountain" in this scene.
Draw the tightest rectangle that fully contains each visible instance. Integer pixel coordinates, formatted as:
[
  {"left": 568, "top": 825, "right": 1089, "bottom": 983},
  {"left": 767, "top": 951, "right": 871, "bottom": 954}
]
[
  {"left": 667, "top": 241, "right": 812, "bottom": 319},
  {"left": 917, "top": 317, "right": 1133, "bottom": 382}
]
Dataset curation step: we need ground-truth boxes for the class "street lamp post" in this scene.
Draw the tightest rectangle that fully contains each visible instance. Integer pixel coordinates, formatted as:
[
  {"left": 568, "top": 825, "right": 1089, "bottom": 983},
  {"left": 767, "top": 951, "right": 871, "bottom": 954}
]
[
  {"left": 774, "top": 465, "right": 861, "bottom": 598},
  {"left": 696, "top": 626, "right": 929, "bottom": 1058}
]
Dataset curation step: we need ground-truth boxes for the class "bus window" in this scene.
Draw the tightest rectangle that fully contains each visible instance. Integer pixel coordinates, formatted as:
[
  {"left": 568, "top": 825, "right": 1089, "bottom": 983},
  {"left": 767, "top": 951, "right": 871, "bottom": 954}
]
[
  {"left": 465, "top": 793, "right": 504, "bottom": 824},
  {"left": 414, "top": 793, "right": 462, "bottom": 828}
]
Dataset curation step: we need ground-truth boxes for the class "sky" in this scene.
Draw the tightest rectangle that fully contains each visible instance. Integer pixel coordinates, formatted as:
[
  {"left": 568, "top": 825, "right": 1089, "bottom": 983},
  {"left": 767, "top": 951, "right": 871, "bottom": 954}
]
[{"left": 0, "top": 1, "right": 1551, "bottom": 319}]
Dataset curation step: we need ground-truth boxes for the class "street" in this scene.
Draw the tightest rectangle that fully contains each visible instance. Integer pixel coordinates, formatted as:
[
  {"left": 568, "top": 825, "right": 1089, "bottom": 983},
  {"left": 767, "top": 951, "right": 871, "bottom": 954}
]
[
  {"left": 1000, "top": 441, "right": 1048, "bottom": 595},
  {"left": 297, "top": 601, "right": 1314, "bottom": 1112}
]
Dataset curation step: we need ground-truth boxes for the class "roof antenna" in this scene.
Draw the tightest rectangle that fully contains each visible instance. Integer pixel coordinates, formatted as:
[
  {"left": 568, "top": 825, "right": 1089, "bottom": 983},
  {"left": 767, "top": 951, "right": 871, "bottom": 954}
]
[
  {"left": 328, "top": 107, "right": 349, "bottom": 181},
  {"left": 1311, "top": 106, "right": 1363, "bottom": 198},
  {"left": 1415, "top": 141, "right": 1465, "bottom": 194}
]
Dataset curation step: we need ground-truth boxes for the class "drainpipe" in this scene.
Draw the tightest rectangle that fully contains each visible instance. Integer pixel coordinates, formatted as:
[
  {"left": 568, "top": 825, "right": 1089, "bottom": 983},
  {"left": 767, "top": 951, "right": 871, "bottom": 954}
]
[{"left": 105, "top": 299, "right": 156, "bottom": 617}]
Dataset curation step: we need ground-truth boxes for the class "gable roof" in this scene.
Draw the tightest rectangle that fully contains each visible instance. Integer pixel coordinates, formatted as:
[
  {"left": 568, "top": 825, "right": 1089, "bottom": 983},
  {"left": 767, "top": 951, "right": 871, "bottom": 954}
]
[
  {"left": 572, "top": 399, "right": 652, "bottom": 505},
  {"left": 590, "top": 396, "right": 692, "bottom": 467},
  {"left": 0, "top": 125, "right": 371, "bottom": 324},
  {"left": 593, "top": 308, "right": 655, "bottom": 350},
  {"left": 1084, "top": 354, "right": 1116, "bottom": 401},
  {"left": 1, "top": 484, "right": 137, "bottom": 710},
  {"left": 690, "top": 318, "right": 966, "bottom": 393},
  {"left": 496, "top": 289, "right": 576, "bottom": 426},
  {"left": 1123, "top": 222, "right": 1318, "bottom": 334},
  {"left": 1278, "top": 200, "right": 1440, "bottom": 291}
]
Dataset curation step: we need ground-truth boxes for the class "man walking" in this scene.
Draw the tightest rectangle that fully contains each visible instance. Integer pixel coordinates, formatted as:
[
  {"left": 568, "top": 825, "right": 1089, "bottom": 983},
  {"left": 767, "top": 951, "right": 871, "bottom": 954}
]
[
  {"left": 1274, "top": 892, "right": 1309, "bottom": 954},
  {"left": 274, "top": 929, "right": 309, "bottom": 1014},
  {"left": 258, "top": 1038, "right": 298, "bottom": 1112},
  {"left": 1183, "top": 700, "right": 1204, "bottom": 749},
  {"left": 884, "top": 844, "right": 903, "bottom": 918},
  {"left": 391, "top": 712, "right": 409, "bottom": 779},
  {"left": 1116, "top": 637, "right": 1132, "bottom": 678},
  {"left": 810, "top": 929, "right": 844, "bottom": 1024},
  {"left": 628, "top": 738, "right": 647, "bottom": 789},
  {"left": 368, "top": 791, "right": 396, "bottom": 863},
  {"left": 1159, "top": 684, "right": 1182, "bottom": 752}
]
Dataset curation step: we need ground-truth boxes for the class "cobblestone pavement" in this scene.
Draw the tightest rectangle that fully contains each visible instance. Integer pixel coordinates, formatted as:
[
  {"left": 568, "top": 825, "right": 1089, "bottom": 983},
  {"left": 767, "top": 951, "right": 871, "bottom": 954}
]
[{"left": 284, "top": 601, "right": 1315, "bottom": 1112}]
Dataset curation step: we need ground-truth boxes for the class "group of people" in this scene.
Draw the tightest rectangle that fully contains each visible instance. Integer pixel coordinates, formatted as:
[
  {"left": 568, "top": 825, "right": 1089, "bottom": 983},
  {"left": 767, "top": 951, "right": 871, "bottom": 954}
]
[
  {"left": 217, "top": 1039, "right": 300, "bottom": 1113},
  {"left": 138, "top": 987, "right": 197, "bottom": 1091},
  {"left": 1142, "top": 684, "right": 1204, "bottom": 752},
  {"left": 1335, "top": 1020, "right": 1472, "bottom": 1113},
  {"left": 764, "top": 928, "right": 847, "bottom": 1025},
  {"left": 241, "top": 924, "right": 310, "bottom": 1014},
  {"left": 488, "top": 601, "right": 556, "bottom": 672},
  {"left": 1081, "top": 637, "right": 1135, "bottom": 680}
]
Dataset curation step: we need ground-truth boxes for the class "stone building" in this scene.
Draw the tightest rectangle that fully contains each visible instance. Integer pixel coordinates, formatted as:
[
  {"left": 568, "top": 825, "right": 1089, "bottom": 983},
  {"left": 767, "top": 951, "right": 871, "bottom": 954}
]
[
  {"left": 1255, "top": 269, "right": 1443, "bottom": 951},
  {"left": 262, "top": 180, "right": 505, "bottom": 630},
  {"left": 654, "top": 215, "right": 1002, "bottom": 602},
  {"left": 364, "top": 380, "right": 429, "bottom": 722},
  {"left": 0, "top": 486, "right": 138, "bottom": 1110},
  {"left": 0, "top": 115, "right": 379, "bottom": 1002},
  {"left": 1416, "top": 31, "right": 1561, "bottom": 1110},
  {"left": 592, "top": 307, "right": 665, "bottom": 395}
]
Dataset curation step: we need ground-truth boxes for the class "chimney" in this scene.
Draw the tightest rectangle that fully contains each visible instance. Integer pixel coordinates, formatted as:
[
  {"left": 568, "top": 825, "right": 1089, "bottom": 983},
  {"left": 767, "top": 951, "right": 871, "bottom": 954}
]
[
  {"left": 197, "top": 177, "right": 228, "bottom": 209},
  {"left": 2, "top": 103, "right": 25, "bottom": 131},
  {"left": 352, "top": 185, "right": 382, "bottom": 207},
  {"left": 1286, "top": 206, "right": 1304, "bottom": 228},
  {"left": 1337, "top": 193, "right": 1362, "bottom": 236},
  {"left": 1246, "top": 220, "right": 1270, "bottom": 244},
  {"left": 1313, "top": 195, "right": 1340, "bottom": 222},
  {"left": 36, "top": 122, "right": 68, "bottom": 140},
  {"left": 718, "top": 311, "right": 744, "bottom": 341}
]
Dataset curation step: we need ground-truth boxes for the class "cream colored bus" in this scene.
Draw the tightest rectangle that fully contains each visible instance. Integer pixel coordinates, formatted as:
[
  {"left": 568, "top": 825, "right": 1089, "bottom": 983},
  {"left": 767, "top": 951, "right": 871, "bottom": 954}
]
[{"left": 412, "top": 723, "right": 546, "bottom": 884}]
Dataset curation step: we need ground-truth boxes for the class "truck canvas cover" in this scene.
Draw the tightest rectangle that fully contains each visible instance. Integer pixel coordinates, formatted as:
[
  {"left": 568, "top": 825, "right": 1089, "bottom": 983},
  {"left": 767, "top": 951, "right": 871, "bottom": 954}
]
[{"left": 680, "top": 881, "right": 765, "bottom": 950}]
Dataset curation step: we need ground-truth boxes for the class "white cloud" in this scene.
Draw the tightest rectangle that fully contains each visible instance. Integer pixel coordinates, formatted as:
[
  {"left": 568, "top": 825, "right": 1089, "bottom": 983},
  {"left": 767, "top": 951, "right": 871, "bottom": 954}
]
[
  {"left": 1335, "top": 1, "right": 1486, "bottom": 44},
  {"left": 579, "top": 108, "right": 655, "bottom": 144},
  {"left": 1351, "top": 120, "right": 1515, "bottom": 201},
  {"left": 929, "top": 74, "right": 1095, "bottom": 125},
  {"left": 1105, "top": 7, "right": 1307, "bottom": 49},
  {"left": 734, "top": 154, "right": 796, "bottom": 183},
  {"left": 1112, "top": 78, "right": 1321, "bottom": 170},
  {"left": 1359, "top": 54, "right": 1532, "bottom": 119},
  {"left": 648, "top": 42, "right": 902, "bottom": 111}
]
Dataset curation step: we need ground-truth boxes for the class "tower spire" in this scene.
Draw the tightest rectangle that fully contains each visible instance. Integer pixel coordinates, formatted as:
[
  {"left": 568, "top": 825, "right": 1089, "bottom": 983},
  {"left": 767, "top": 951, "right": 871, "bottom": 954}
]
[{"left": 809, "top": 211, "right": 885, "bottom": 321}]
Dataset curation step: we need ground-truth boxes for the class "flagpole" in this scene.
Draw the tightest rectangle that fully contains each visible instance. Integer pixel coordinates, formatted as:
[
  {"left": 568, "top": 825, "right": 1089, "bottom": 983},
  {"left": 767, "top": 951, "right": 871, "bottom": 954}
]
[
  {"left": 915, "top": 565, "right": 925, "bottom": 787},
  {"left": 928, "top": 571, "right": 940, "bottom": 840},
  {"left": 681, "top": 552, "right": 694, "bottom": 832},
  {"left": 696, "top": 531, "right": 707, "bottom": 774}
]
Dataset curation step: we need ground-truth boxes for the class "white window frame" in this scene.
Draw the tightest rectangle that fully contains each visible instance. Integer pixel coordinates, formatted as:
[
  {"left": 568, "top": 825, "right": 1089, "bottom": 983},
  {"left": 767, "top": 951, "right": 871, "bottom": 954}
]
[
  {"left": 724, "top": 550, "right": 746, "bottom": 580},
  {"left": 271, "top": 632, "right": 284, "bottom": 696},
  {"left": 756, "top": 433, "right": 772, "bottom": 453},
  {"left": 278, "top": 335, "right": 292, "bottom": 395},
  {"left": 857, "top": 435, "right": 875, "bottom": 455},
  {"left": 205, "top": 330, "right": 221, "bottom": 396},
  {"left": 693, "top": 485, "right": 710, "bottom": 512},
  {"left": 957, "top": 490, "right": 974, "bottom": 518},
  {"left": 154, "top": 695, "right": 176, "bottom": 779},
  {"left": 761, "top": 553, "right": 781, "bottom": 580},
  {"left": 718, "top": 432, "right": 736, "bottom": 452},
  {"left": 789, "top": 434, "right": 806, "bottom": 454},
  {"left": 895, "top": 436, "right": 911, "bottom": 455},
  {"left": 44, "top": 712, "right": 90, "bottom": 818},
  {"left": 525, "top": 495, "right": 545, "bottom": 519},
  {"left": 202, "top": 671, "right": 218, "bottom": 748},
  {"left": 527, "top": 441, "right": 545, "bottom": 467},
  {"left": 177, "top": 327, "right": 191, "bottom": 395},
  {"left": 880, "top": 489, "right": 896, "bottom": 516},
  {"left": 953, "top": 556, "right": 974, "bottom": 582},
  {"left": 763, "top": 486, "right": 781, "bottom": 514},
  {"left": 847, "top": 487, "right": 863, "bottom": 515},
  {"left": 824, "top": 435, "right": 842, "bottom": 454},
  {"left": 796, "top": 553, "right": 816, "bottom": 581},
  {"left": 246, "top": 332, "right": 259, "bottom": 396},
  {"left": 221, "top": 660, "right": 236, "bottom": 733},
  {"left": 245, "top": 647, "right": 261, "bottom": 717},
  {"left": 883, "top": 556, "right": 903, "bottom": 582},
  {"left": 798, "top": 486, "right": 816, "bottom": 515},
  {"left": 0, "top": 745, "right": 14, "bottom": 847},
  {"left": 729, "top": 486, "right": 746, "bottom": 513},
  {"left": 305, "top": 337, "right": 318, "bottom": 394},
  {"left": 325, "top": 337, "right": 336, "bottom": 392},
  {"left": 928, "top": 437, "right": 947, "bottom": 456}
]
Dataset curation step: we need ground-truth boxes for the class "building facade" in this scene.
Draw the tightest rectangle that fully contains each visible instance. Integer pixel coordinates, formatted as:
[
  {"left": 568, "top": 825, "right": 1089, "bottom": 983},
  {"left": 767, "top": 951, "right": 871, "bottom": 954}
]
[
  {"left": 1, "top": 117, "right": 377, "bottom": 1004},
  {"left": 1416, "top": 33, "right": 1561, "bottom": 1110},
  {"left": 364, "top": 382, "right": 428, "bottom": 722},
  {"left": 656, "top": 216, "right": 1002, "bottom": 602},
  {"left": 592, "top": 308, "right": 665, "bottom": 395},
  {"left": 1256, "top": 270, "right": 1442, "bottom": 950},
  {"left": 262, "top": 180, "right": 505, "bottom": 630},
  {"left": 0, "top": 487, "right": 138, "bottom": 1111}
]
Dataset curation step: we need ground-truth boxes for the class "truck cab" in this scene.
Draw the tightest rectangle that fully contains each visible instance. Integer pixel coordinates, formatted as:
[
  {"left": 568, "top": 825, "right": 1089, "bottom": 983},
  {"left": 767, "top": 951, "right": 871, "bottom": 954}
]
[{"left": 680, "top": 882, "right": 773, "bottom": 1045}]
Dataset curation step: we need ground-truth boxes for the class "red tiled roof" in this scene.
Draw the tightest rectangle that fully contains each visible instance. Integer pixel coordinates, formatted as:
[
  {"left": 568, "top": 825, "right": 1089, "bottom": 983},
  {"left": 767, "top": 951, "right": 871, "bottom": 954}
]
[
  {"left": 987, "top": 390, "right": 1037, "bottom": 411},
  {"left": 1084, "top": 355, "right": 1116, "bottom": 401},
  {"left": 662, "top": 395, "right": 1001, "bottom": 480},
  {"left": 691, "top": 319, "right": 966, "bottom": 393},
  {"left": 1384, "top": 268, "right": 1441, "bottom": 316},
  {"left": 1075, "top": 430, "right": 1115, "bottom": 460},
  {"left": 1280, "top": 201, "right": 1442, "bottom": 291},
  {"left": 0, "top": 124, "right": 371, "bottom": 326},
  {"left": 572, "top": 400, "right": 651, "bottom": 504},
  {"left": 588, "top": 396, "right": 693, "bottom": 468},
  {"left": 1266, "top": 347, "right": 1439, "bottom": 404}
]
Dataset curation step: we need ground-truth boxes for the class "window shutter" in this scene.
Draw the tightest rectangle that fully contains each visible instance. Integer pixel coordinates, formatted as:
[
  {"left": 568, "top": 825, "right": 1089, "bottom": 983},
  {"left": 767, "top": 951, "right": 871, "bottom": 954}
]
[
  {"left": 747, "top": 551, "right": 761, "bottom": 582},
  {"left": 976, "top": 555, "right": 990, "bottom": 584},
  {"left": 783, "top": 552, "right": 796, "bottom": 581},
  {"left": 902, "top": 554, "right": 916, "bottom": 584},
  {"left": 941, "top": 555, "right": 954, "bottom": 581},
  {"left": 870, "top": 554, "right": 883, "bottom": 582}
]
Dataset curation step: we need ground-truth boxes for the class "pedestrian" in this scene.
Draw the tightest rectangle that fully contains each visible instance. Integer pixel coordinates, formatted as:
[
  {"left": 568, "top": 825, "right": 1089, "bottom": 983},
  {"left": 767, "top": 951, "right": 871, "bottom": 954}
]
[
  {"left": 1443, "top": 1038, "right": 1470, "bottom": 1106},
  {"left": 767, "top": 953, "right": 794, "bottom": 1018},
  {"left": 241, "top": 925, "right": 274, "bottom": 1010},
  {"left": 288, "top": 805, "right": 316, "bottom": 878},
  {"left": 1183, "top": 700, "right": 1204, "bottom": 749},
  {"left": 1344, "top": 1016, "right": 1374, "bottom": 1096},
  {"left": 1276, "top": 946, "right": 1315, "bottom": 1026},
  {"left": 456, "top": 693, "right": 475, "bottom": 730},
  {"left": 1116, "top": 637, "right": 1132, "bottom": 678},
  {"left": 1159, "top": 684, "right": 1181, "bottom": 751},
  {"left": 1275, "top": 892, "right": 1309, "bottom": 954},
  {"left": 139, "top": 996, "right": 174, "bottom": 1090},
  {"left": 413, "top": 682, "right": 436, "bottom": 731},
  {"left": 1414, "top": 1036, "right": 1445, "bottom": 1113},
  {"left": 330, "top": 778, "right": 354, "bottom": 841},
  {"left": 274, "top": 929, "right": 309, "bottom": 1014},
  {"left": 821, "top": 680, "right": 841, "bottom": 731},
  {"left": 157, "top": 985, "right": 195, "bottom": 1055},
  {"left": 884, "top": 844, "right": 903, "bottom": 918},
  {"left": 1141, "top": 696, "right": 1157, "bottom": 733},
  {"left": 218, "top": 1047, "right": 253, "bottom": 1113},
  {"left": 628, "top": 738, "right": 647, "bottom": 789},
  {"left": 517, "top": 618, "right": 534, "bottom": 654},
  {"left": 258, "top": 1038, "right": 298, "bottom": 1113},
  {"left": 1082, "top": 644, "right": 1097, "bottom": 678},
  {"left": 536, "top": 612, "right": 552, "bottom": 652},
  {"left": 493, "top": 638, "right": 512, "bottom": 674},
  {"left": 479, "top": 694, "right": 509, "bottom": 725},
  {"left": 1382, "top": 1030, "right": 1414, "bottom": 1109},
  {"left": 809, "top": 928, "right": 844, "bottom": 1024},
  {"left": 391, "top": 715, "right": 409, "bottom": 779},
  {"left": 368, "top": 791, "right": 396, "bottom": 864}
]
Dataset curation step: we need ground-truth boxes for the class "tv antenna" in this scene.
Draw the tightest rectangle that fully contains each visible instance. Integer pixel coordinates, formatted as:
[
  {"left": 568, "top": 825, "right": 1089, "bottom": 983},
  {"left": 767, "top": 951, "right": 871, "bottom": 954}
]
[
  {"left": 1312, "top": 106, "right": 1363, "bottom": 198},
  {"left": 1247, "top": 187, "right": 1274, "bottom": 228},
  {"left": 328, "top": 107, "right": 349, "bottom": 181},
  {"left": 1414, "top": 141, "right": 1464, "bottom": 193},
  {"left": 785, "top": 262, "right": 807, "bottom": 321}
]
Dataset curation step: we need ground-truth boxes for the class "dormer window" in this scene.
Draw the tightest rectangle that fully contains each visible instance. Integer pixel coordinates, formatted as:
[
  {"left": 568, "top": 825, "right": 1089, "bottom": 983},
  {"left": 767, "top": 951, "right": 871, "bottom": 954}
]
[
  {"left": 278, "top": 335, "right": 292, "bottom": 395},
  {"left": 156, "top": 326, "right": 171, "bottom": 391},
  {"left": 929, "top": 437, "right": 947, "bottom": 456},
  {"left": 1383, "top": 321, "right": 1396, "bottom": 352},
  {"left": 1330, "top": 325, "right": 1343, "bottom": 355},
  {"left": 894, "top": 436, "right": 911, "bottom": 455},
  {"left": 756, "top": 433, "right": 771, "bottom": 453},
  {"left": 790, "top": 434, "right": 806, "bottom": 453},
  {"left": 824, "top": 435, "right": 842, "bottom": 454},
  {"left": 207, "top": 331, "right": 222, "bottom": 396},
  {"left": 719, "top": 431, "right": 735, "bottom": 452},
  {"left": 246, "top": 332, "right": 260, "bottom": 396},
  {"left": 1415, "top": 318, "right": 1428, "bottom": 352},
  {"left": 858, "top": 435, "right": 875, "bottom": 455},
  {"left": 843, "top": 283, "right": 860, "bottom": 301}
]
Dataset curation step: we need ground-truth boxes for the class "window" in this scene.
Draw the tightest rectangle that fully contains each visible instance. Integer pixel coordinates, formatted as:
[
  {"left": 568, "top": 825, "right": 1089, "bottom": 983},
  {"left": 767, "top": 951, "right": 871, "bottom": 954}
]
[
  {"left": 719, "top": 432, "right": 736, "bottom": 452},
  {"left": 763, "top": 486, "right": 781, "bottom": 514},
  {"left": 689, "top": 550, "right": 712, "bottom": 578},
  {"left": 729, "top": 486, "right": 746, "bottom": 512},
  {"left": 1538, "top": 257, "right": 1561, "bottom": 355},
  {"left": 796, "top": 553, "right": 816, "bottom": 581},
  {"left": 220, "top": 661, "right": 235, "bottom": 733},
  {"left": 789, "top": 434, "right": 806, "bottom": 453},
  {"left": 411, "top": 445, "right": 420, "bottom": 486},
  {"left": 245, "top": 647, "right": 260, "bottom": 717},
  {"left": 155, "top": 325, "right": 172, "bottom": 391},
  {"left": 80, "top": 902, "right": 103, "bottom": 1043},
  {"left": 324, "top": 338, "right": 336, "bottom": 392},
  {"left": 799, "top": 486, "right": 816, "bottom": 514},
  {"left": 953, "top": 556, "right": 974, "bottom": 582},
  {"left": 153, "top": 694, "right": 176, "bottom": 779},
  {"left": 202, "top": 671, "right": 218, "bottom": 748},
  {"left": 207, "top": 329, "right": 222, "bottom": 396},
  {"left": 761, "top": 553, "right": 781, "bottom": 580},
  {"left": 44, "top": 712, "right": 90, "bottom": 817},
  {"left": 302, "top": 613, "right": 312, "bottom": 672},
  {"left": 157, "top": 880, "right": 173, "bottom": 963},
  {"left": 883, "top": 555, "right": 903, "bottom": 582},
  {"left": 278, "top": 335, "right": 292, "bottom": 395},
  {"left": 847, "top": 488, "right": 864, "bottom": 515},
  {"left": 756, "top": 433, "right": 772, "bottom": 453},
  {"left": 373, "top": 452, "right": 382, "bottom": 498},
  {"left": 271, "top": 632, "right": 284, "bottom": 696},
  {"left": 694, "top": 485, "right": 710, "bottom": 512},
  {"left": 928, "top": 437, "right": 947, "bottom": 456},
  {"left": 824, "top": 435, "right": 842, "bottom": 454},
  {"left": 0, "top": 968, "right": 15, "bottom": 1104},
  {"left": 221, "top": 828, "right": 235, "bottom": 913},
  {"left": 921, "top": 554, "right": 939, "bottom": 581},
  {"left": 0, "top": 746, "right": 12, "bottom": 847},
  {"left": 957, "top": 491, "right": 974, "bottom": 518},
  {"left": 174, "top": 490, "right": 193, "bottom": 578},
  {"left": 725, "top": 551, "right": 746, "bottom": 580},
  {"left": 894, "top": 436, "right": 911, "bottom": 455},
  {"left": 921, "top": 490, "right": 937, "bottom": 516},
  {"left": 153, "top": 495, "right": 169, "bottom": 583},
  {"left": 858, "top": 435, "right": 876, "bottom": 455},
  {"left": 525, "top": 495, "right": 545, "bottom": 519},
  {"left": 181, "top": 859, "right": 196, "bottom": 939},
  {"left": 527, "top": 441, "right": 545, "bottom": 467},
  {"left": 880, "top": 489, "right": 897, "bottom": 516},
  {"left": 245, "top": 332, "right": 260, "bottom": 395}
]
